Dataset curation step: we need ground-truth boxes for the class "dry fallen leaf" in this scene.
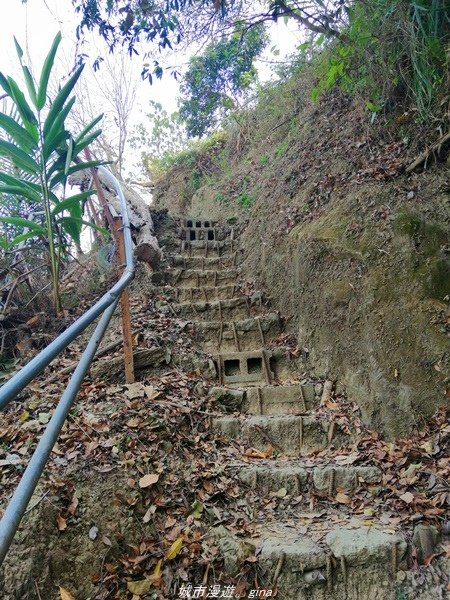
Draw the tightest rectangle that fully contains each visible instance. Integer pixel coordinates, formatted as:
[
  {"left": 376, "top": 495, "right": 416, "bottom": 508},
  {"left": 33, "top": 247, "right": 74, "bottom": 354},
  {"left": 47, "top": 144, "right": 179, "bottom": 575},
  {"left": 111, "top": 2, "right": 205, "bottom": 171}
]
[
  {"left": 166, "top": 537, "right": 183, "bottom": 560},
  {"left": 243, "top": 446, "right": 272, "bottom": 459},
  {"left": 127, "top": 579, "right": 152, "bottom": 595},
  {"left": 26, "top": 314, "right": 41, "bottom": 327},
  {"left": 144, "top": 385, "right": 161, "bottom": 401},
  {"left": 57, "top": 515, "right": 67, "bottom": 531},
  {"left": 59, "top": 587, "right": 77, "bottom": 600},
  {"left": 399, "top": 491, "right": 415, "bottom": 504},
  {"left": 335, "top": 492, "right": 351, "bottom": 505},
  {"left": 124, "top": 383, "right": 145, "bottom": 399},
  {"left": 271, "top": 487, "right": 287, "bottom": 498},
  {"left": 139, "top": 473, "right": 159, "bottom": 488}
]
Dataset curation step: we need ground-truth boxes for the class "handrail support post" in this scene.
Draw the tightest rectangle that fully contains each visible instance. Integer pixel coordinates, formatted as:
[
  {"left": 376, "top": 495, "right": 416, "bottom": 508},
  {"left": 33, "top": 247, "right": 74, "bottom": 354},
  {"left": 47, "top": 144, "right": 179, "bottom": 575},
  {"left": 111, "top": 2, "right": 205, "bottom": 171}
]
[{"left": 113, "top": 216, "right": 135, "bottom": 384}]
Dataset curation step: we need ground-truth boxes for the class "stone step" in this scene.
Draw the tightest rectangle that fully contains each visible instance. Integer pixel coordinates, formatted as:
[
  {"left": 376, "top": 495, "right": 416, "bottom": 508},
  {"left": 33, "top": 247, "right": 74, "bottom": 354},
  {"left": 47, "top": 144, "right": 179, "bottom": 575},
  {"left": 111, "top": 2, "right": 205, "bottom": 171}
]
[
  {"left": 171, "top": 297, "right": 263, "bottom": 321},
  {"left": 192, "top": 313, "right": 282, "bottom": 352},
  {"left": 216, "top": 523, "right": 409, "bottom": 600},
  {"left": 238, "top": 462, "right": 381, "bottom": 496},
  {"left": 213, "top": 414, "right": 351, "bottom": 455},
  {"left": 179, "top": 240, "right": 236, "bottom": 257},
  {"left": 173, "top": 284, "right": 240, "bottom": 303},
  {"left": 210, "top": 383, "right": 318, "bottom": 414},
  {"left": 181, "top": 218, "right": 218, "bottom": 229},
  {"left": 179, "top": 224, "right": 236, "bottom": 243},
  {"left": 171, "top": 254, "right": 237, "bottom": 271},
  {"left": 214, "top": 349, "right": 303, "bottom": 386},
  {"left": 215, "top": 350, "right": 275, "bottom": 386},
  {"left": 164, "top": 268, "right": 238, "bottom": 288}
]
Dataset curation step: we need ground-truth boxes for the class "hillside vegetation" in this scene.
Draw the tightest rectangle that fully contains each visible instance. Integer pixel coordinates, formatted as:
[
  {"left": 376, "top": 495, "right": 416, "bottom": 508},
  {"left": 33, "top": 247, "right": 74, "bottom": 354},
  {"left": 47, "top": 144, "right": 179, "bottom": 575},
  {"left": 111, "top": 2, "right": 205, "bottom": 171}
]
[{"left": 152, "top": 51, "right": 450, "bottom": 438}]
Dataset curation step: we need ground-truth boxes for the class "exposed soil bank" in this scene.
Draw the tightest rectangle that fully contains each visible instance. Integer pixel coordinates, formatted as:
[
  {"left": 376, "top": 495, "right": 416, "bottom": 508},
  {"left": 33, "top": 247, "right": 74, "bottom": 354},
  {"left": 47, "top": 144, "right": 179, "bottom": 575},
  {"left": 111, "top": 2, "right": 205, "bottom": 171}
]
[{"left": 153, "top": 88, "right": 450, "bottom": 438}]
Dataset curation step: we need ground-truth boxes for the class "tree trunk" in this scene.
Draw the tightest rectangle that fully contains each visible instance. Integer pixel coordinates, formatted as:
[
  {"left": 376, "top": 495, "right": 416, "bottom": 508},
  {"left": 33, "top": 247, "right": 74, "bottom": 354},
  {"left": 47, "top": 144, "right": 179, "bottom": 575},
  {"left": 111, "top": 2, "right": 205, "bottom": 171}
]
[{"left": 99, "top": 170, "right": 161, "bottom": 269}]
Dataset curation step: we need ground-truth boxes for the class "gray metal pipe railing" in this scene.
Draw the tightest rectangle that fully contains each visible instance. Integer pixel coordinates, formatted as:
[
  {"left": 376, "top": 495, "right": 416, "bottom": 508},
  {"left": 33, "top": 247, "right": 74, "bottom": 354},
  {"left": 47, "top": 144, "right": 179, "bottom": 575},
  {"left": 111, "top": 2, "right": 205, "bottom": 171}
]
[{"left": 0, "top": 166, "right": 135, "bottom": 565}]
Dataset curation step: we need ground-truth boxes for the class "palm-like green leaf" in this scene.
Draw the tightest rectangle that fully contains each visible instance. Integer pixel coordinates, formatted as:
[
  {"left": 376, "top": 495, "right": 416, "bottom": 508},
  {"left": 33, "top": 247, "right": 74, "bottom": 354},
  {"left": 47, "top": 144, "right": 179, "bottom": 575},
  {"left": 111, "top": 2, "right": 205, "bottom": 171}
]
[
  {"left": 56, "top": 215, "right": 82, "bottom": 245},
  {"left": 9, "top": 230, "right": 41, "bottom": 247},
  {"left": 51, "top": 190, "right": 95, "bottom": 216},
  {"left": 75, "top": 114, "right": 103, "bottom": 144},
  {"left": 22, "top": 66, "right": 38, "bottom": 108},
  {"left": 0, "top": 139, "right": 40, "bottom": 174},
  {"left": 49, "top": 159, "right": 105, "bottom": 188},
  {"left": 0, "top": 32, "right": 104, "bottom": 313},
  {"left": 43, "top": 97, "right": 76, "bottom": 159},
  {"left": 37, "top": 32, "right": 62, "bottom": 110},
  {"left": 5, "top": 76, "right": 39, "bottom": 140},
  {"left": 43, "top": 64, "right": 84, "bottom": 137},
  {"left": 73, "top": 129, "right": 102, "bottom": 156},
  {"left": 0, "top": 112, "right": 37, "bottom": 152},
  {"left": 0, "top": 215, "right": 46, "bottom": 234},
  {"left": 0, "top": 185, "right": 40, "bottom": 202}
]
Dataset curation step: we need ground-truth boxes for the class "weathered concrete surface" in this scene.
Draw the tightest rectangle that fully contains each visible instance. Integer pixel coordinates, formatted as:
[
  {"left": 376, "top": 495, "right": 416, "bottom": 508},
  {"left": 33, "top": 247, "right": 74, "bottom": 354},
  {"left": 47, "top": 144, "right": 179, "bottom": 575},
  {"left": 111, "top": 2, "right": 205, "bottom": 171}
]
[
  {"left": 180, "top": 239, "right": 236, "bottom": 256},
  {"left": 216, "top": 350, "right": 275, "bottom": 385},
  {"left": 179, "top": 284, "right": 239, "bottom": 302},
  {"left": 193, "top": 314, "right": 282, "bottom": 352},
  {"left": 213, "top": 415, "right": 351, "bottom": 454},
  {"left": 243, "top": 384, "right": 317, "bottom": 414},
  {"left": 239, "top": 464, "right": 309, "bottom": 494},
  {"left": 215, "top": 523, "right": 411, "bottom": 600},
  {"left": 210, "top": 383, "right": 318, "bottom": 414},
  {"left": 171, "top": 297, "right": 263, "bottom": 321},
  {"left": 312, "top": 465, "right": 381, "bottom": 492},
  {"left": 171, "top": 254, "right": 236, "bottom": 270},
  {"left": 163, "top": 268, "right": 238, "bottom": 287},
  {"left": 238, "top": 463, "right": 381, "bottom": 495}
]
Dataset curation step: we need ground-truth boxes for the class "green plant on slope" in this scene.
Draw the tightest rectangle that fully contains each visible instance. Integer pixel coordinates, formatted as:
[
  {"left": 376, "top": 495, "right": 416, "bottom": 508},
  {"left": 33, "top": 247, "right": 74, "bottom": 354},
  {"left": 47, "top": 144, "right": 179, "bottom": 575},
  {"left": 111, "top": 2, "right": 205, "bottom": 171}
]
[
  {"left": 311, "top": 0, "right": 449, "bottom": 118},
  {"left": 0, "top": 33, "right": 103, "bottom": 313}
]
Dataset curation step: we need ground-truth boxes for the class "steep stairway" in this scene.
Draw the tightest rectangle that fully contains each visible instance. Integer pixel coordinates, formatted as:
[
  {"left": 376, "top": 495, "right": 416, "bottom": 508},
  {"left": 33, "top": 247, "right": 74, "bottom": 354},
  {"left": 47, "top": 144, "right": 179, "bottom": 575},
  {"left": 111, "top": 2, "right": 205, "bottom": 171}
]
[{"left": 154, "top": 218, "right": 443, "bottom": 600}]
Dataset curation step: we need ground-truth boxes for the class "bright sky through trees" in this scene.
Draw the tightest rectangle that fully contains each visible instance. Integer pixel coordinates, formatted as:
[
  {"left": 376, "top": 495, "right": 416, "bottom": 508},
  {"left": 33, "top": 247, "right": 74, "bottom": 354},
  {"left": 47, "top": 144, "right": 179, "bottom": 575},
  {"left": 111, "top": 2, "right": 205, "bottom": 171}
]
[
  {"left": 1, "top": 1, "right": 302, "bottom": 110},
  {"left": 0, "top": 0, "right": 302, "bottom": 181}
]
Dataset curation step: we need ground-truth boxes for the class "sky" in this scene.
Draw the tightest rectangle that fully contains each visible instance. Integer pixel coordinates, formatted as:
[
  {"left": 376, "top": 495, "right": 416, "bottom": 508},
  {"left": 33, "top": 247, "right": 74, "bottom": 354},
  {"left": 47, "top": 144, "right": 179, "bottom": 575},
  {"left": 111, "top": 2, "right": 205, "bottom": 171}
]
[{"left": 0, "top": 1, "right": 303, "bottom": 108}]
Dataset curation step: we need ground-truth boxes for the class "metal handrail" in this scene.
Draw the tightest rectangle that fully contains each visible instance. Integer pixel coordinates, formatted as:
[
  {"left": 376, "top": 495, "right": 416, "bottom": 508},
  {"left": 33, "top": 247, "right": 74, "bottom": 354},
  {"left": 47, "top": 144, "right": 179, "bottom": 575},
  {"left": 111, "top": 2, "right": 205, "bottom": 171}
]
[{"left": 0, "top": 166, "right": 135, "bottom": 565}]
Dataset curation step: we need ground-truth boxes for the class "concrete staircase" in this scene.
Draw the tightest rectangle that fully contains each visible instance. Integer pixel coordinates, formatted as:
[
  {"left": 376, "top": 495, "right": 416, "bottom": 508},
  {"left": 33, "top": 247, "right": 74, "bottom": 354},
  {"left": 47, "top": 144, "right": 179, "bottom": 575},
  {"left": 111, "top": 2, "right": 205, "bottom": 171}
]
[{"left": 154, "top": 218, "right": 443, "bottom": 599}]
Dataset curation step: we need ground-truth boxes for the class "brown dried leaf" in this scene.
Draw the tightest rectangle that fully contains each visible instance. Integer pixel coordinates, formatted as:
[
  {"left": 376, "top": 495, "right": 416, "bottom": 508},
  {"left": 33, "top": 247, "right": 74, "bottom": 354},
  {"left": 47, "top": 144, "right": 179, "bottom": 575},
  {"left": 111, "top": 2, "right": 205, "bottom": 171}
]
[
  {"left": 139, "top": 473, "right": 159, "bottom": 488},
  {"left": 56, "top": 514, "right": 67, "bottom": 531},
  {"left": 243, "top": 447, "right": 272, "bottom": 459},
  {"left": 399, "top": 491, "right": 415, "bottom": 504},
  {"left": 59, "top": 587, "right": 76, "bottom": 600},
  {"left": 335, "top": 492, "right": 351, "bottom": 505},
  {"left": 127, "top": 579, "right": 152, "bottom": 595}
]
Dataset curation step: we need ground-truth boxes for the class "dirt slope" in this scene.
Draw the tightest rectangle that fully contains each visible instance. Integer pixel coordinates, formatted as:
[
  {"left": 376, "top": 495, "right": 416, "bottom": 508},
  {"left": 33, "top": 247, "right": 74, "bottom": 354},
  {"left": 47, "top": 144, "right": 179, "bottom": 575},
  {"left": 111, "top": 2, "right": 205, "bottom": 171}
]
[{"left": 153, "top": 84, "right": 450, "bottom": 439}]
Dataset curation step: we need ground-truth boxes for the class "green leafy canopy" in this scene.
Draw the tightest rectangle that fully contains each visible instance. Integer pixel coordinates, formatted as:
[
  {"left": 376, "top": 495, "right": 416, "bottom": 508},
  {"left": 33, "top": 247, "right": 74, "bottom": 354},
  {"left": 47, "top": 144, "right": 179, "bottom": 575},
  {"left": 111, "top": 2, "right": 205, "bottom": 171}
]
[{"left": 179, "top": 25, "right": 268, "bottom": 138}]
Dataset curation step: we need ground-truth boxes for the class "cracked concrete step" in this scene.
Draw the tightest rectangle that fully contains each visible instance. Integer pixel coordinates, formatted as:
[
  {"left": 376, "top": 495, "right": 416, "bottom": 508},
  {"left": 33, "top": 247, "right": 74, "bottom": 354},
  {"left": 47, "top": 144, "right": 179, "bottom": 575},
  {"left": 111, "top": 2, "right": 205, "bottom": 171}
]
[
  {"left": 213, "top": 414, "right": 352, "bottom": 455},
  {"left": 163, "top": 268, "right": 238, "bottom": 288},
  {"left": 179, "top": 239, "right": 237, "bottom": 256},
  {"left": 181, "top": 218, "right": 218, "bottom": 229},
  {"left": 216, "top": 523, "right": 409, "bottom": 600},
  {"left": 210, "top": 383, "right": 318, "bottom": 414},
  {"left": 214, "top": 349, "right": 303, "bottom": 386},
  {"left": 192, "top": 313, "right": 282, "bottom": 352},
  {"left": 179, "top": 225, "right": 236, "bottom": 243},
  {"left": 152, "top": 268, "right": 238, "bottom": 289},
  {"left": 172, "top": 284, "right": 240, "bottom": 303},
  {"left": 215, "top": 350, "right": 275, "bottom": 386},
  {"left": 238, "top": 462, "right": 381, "bottom": 496},
  {"left": 171, "top": 254, "right": 237, "bottom": 271},
  {"left": 171, "top": 297, "right": 264, "bottom": 321}
]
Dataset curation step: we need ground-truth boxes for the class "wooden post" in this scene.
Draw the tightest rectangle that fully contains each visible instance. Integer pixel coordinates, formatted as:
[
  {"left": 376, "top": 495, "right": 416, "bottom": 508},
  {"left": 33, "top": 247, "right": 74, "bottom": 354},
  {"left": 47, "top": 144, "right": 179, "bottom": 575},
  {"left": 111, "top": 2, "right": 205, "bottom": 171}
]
[{"left": 114, "top": 216, "right": 135, "bottom": 384}]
